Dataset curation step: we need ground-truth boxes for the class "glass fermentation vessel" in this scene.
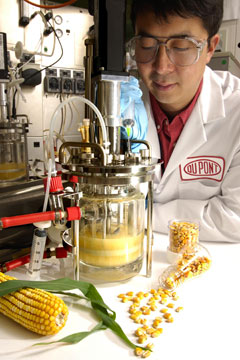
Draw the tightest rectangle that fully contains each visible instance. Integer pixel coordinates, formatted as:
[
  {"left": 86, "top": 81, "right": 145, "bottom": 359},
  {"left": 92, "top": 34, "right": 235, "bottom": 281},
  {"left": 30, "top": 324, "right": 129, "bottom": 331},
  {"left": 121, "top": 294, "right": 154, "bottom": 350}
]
[
  {"left": 77, "top": 184, "right": 145, "bottom": 282},
  {"left": 0, "top": 123, "right": 28, "bottom": 183}
]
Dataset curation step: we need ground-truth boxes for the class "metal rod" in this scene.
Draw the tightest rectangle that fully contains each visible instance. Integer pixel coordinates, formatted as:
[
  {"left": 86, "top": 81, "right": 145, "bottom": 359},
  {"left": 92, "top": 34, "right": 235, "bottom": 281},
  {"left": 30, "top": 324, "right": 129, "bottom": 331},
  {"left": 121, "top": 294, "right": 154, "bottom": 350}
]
[
  {"left": 73, "top": 218, "right": 80, "bottom": 280},
  {"left": 146, "top": 180, "right": 153, "bottom": 277}
]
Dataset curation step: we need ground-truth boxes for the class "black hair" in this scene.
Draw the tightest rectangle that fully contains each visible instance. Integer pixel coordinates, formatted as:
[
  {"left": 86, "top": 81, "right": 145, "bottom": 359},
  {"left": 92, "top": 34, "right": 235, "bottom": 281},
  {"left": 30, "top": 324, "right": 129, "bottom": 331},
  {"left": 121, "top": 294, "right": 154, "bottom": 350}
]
[{"left": 130, "top": 0, "right": 223, "bottom": 39}]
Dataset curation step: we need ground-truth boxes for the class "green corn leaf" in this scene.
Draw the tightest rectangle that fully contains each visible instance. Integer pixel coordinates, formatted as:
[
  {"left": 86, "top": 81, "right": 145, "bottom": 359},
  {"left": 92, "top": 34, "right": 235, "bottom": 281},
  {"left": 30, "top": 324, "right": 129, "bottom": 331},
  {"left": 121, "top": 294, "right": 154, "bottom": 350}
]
[{"left": 34, "top": 321, "right": 107, "bottom": 346}]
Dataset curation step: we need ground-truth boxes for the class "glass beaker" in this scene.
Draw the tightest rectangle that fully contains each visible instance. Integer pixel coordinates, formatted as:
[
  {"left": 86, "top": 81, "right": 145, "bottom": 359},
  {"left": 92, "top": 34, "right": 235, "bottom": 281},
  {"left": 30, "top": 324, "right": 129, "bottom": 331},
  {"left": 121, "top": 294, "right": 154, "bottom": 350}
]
[
  {"left": 0, "top": 127, "right": 27, "bottom": 182},
  {"left": 167, "top": 219, "right": 199, "bottom": 263},
  {"left": 77, "top": 184, "right": 145, "bottom": 282}
]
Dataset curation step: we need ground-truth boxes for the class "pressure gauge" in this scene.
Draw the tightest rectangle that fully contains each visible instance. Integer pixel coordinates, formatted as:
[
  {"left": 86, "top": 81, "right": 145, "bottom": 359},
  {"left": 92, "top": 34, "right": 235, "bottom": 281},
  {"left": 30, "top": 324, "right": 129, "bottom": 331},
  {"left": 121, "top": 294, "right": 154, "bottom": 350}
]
[
  {"left": 54, "top": 15, "right": 63, "bottom": 25},
  {"left": 55, "top": 28, "right": 63, "bottom": 38}
]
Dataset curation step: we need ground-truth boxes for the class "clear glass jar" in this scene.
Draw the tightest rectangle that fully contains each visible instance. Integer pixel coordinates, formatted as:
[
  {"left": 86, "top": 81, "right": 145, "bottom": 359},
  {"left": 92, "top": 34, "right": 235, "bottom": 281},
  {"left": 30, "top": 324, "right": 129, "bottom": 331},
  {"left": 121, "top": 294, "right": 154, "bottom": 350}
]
[
  {"left": 159, "top": 244, "right": 211, "bottom": 290},
  {"left": 77, "top": 184, "right": 145, "bottom": 282},
  {"left": 0, "top": 128, "right": 27, "bottom": 182},
  {"left": 167, "top": 219, "right": 199, "bottom": 263}
]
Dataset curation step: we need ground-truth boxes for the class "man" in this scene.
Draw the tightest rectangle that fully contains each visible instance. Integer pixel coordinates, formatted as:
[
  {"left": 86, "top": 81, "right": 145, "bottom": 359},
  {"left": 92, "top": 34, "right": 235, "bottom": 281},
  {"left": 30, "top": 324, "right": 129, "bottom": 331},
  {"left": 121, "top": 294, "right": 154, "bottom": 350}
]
[{"left": 127, "top": 0, "right": 240, "bottom": 241}]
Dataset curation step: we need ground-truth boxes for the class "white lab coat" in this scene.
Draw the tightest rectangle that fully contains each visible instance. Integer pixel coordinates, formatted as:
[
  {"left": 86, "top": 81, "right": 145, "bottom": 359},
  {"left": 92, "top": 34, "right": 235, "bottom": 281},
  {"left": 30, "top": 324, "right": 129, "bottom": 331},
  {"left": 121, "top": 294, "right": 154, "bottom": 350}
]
[{"left": 141, "top": 65, "right": 240, "bottom": 242}]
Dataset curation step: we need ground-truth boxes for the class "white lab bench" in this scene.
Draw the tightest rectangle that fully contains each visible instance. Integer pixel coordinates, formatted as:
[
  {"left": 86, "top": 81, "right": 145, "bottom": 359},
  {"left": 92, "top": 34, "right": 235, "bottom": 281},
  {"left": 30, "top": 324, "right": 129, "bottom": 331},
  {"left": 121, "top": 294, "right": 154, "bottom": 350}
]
[{"left": 0, "top": 232, "right": 240, "bottom": 360}]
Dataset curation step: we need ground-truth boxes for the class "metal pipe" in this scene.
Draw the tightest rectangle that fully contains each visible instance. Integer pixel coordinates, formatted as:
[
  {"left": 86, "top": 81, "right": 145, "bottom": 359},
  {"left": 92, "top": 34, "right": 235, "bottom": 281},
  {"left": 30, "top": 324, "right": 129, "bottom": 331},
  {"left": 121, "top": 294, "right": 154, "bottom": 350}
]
[
  {"left": 84, "top": 38, "right": 94, "bottom": 119},
  {"left": 146, "top": 180, "right": 153, "bottom": 277},
  {"left": 59, "top": 141, "right": 107, "bottom": 166}
]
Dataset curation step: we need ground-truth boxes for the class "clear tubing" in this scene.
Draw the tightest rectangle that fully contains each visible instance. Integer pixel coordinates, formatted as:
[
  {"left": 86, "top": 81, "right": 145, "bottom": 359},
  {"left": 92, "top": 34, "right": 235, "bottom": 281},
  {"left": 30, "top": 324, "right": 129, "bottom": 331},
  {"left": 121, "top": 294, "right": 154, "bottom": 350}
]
[
  {"left": 48, "top": 96, "right": 108, "bottom": 175},
  {"left": 42, "top": 158, "right": 52, "bottom": 212}
]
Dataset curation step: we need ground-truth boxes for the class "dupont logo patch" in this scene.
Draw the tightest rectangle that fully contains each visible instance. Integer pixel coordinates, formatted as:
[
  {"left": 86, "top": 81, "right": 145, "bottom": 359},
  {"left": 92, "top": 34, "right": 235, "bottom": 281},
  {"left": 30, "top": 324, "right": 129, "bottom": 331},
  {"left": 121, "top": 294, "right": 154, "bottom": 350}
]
[{"left": 179, "top": 156, "right": 225, "bottom": 182}]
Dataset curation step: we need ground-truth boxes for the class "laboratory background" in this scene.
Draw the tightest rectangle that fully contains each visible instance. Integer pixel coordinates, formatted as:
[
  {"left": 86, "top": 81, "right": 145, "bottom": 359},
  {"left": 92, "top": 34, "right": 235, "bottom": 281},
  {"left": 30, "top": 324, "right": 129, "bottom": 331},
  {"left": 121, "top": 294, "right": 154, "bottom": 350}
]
[{"left": 0, "top": 1, "right": 240, "bottom": 360}]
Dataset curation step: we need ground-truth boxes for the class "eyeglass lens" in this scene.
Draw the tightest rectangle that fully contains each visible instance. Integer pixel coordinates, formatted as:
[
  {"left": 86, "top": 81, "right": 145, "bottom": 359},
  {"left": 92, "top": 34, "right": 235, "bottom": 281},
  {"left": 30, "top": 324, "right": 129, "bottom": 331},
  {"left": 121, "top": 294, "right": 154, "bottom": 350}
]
[{"left": 132, "top": 37, "right": 200, "bottom": 66}]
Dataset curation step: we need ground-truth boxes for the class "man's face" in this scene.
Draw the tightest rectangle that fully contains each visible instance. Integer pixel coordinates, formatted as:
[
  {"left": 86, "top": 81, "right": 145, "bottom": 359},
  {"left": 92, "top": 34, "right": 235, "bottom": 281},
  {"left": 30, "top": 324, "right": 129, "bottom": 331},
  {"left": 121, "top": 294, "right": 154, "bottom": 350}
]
[{"left": 135, "top": 12, "right": 219, "bottom": 116}]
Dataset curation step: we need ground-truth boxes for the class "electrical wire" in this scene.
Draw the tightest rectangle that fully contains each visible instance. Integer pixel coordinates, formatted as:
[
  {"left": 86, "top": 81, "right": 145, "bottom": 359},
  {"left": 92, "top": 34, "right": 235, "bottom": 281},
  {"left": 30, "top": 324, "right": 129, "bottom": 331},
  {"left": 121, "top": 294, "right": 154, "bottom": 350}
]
[
  {"left": 29, "top": 11, "right": 56, "bottom": 58},
  {"left": 22, "top": 23, "right": 63, "bottom": 84},
  {"left": 11, "top": 23, "right": 63, "bottom": 117},
  {"left": 23, "top": 0, "right": 78, "bottom": 9}
]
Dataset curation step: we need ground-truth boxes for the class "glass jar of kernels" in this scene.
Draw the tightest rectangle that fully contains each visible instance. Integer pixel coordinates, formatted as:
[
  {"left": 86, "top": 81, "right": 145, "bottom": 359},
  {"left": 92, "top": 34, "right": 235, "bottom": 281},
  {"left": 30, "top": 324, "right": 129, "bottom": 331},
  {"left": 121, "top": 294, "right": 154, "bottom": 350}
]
[
  {"left": 167, "top": 220, "right": 199, "bottom": 263},
  {"left": 159, "top": 244, "right": 212, "bottom": 290}
]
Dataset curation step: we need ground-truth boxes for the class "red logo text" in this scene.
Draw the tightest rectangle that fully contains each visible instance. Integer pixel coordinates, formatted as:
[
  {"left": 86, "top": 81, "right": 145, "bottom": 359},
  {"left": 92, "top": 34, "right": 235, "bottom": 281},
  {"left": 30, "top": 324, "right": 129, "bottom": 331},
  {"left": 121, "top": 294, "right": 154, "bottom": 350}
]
[{"left": 184, "top": 159, "right": 221, "bottom": 177}]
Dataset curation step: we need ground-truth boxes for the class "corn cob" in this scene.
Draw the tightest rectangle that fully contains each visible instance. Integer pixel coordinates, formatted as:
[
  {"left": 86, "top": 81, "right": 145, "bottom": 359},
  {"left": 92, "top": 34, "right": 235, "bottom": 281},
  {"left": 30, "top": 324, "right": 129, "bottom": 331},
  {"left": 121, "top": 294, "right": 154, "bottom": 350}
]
[{"left": 0, "top": 272, "right": 68, "bottom": 335}]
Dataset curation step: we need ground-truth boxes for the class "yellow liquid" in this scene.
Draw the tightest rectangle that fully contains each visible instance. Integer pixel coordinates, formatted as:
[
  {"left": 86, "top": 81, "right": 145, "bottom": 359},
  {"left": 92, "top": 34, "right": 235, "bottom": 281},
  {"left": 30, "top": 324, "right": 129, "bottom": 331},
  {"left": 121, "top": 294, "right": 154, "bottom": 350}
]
[
  {"left": 0, "top": 162, "right": 26, "bottom": 181},
  {"left": 79, "top": 226, "right": 144, "bottom": 267}
]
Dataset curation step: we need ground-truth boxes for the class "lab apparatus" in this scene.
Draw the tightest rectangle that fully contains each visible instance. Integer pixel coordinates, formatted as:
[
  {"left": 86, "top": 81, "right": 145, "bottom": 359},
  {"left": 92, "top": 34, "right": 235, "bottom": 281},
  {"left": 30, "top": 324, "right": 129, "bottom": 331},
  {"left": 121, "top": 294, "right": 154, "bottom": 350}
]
[
  {"left": 0, "top": 33, "right": 29, "bottom": 184},
  {"left": 0, "top": 1, "right": 160, "bottom": 283}
]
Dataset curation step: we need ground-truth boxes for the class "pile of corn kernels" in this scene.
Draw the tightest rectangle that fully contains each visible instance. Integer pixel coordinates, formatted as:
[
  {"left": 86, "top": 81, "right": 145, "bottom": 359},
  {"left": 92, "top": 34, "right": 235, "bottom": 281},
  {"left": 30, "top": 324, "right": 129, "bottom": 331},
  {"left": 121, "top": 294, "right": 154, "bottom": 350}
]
[
  {"left": 169, "top": 221, "right": 199, "bottom": 253},
  {"left": 117, "top": 287, "right": 183, "bottom": 358}
]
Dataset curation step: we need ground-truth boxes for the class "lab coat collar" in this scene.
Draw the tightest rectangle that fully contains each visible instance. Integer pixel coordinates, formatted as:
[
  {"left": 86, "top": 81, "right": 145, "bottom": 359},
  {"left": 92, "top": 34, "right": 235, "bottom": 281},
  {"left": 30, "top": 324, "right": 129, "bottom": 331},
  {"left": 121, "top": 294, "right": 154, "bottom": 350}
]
[
  {"left": 160, "top": 66, "right": 225, "bottom": 182},
  {"left": 198, "top": 65, "right": 225, "bottom": 124}
]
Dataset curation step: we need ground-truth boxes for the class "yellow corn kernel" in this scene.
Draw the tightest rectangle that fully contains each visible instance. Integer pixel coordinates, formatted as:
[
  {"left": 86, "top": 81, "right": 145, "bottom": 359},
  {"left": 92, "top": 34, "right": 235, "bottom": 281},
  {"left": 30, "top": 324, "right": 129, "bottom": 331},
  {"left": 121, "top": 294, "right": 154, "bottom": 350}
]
[
  {"left": 121, "top": 297, "right": 129, "bottom": 303},
  {"left": 152, "top": 320, "right": 160, "bottom": 329},
  {"left": 160, "top": 298, "right": 167, "bottom": 304},
  {"left": 163, "top": 289, "right": 172, "bottom": 296},
  {"left": 142, "top": 350, "right": 151, "bottom": 358},
  {"left": 140, "top": 306, "right": 149, "bottom": 312},
  {"left": 140, "top": 318, "right": 148, "bottom": 325},
  {"left": 154, "top": 316, "right": 163, "bottom": 322},
  {"left": 150, "top": 289, "right": 157, "bottom": 295},
  {"left": 166, "top": 317, "right": 174, "bottom": 323},
  {"left": 150, "top": 304, "right": 157, "bottom": 311},
  {"left": 146, "top": 327, "right": 155, "bottom": 335},
  {"left": 146, "top": 343, "right": 154, "bottom": 350},
  {"left": 126, "top": 291, "right": 134, "bottom": 297},
  {"left": 148, "top": 296, "right": 156, "bottom": 302},
  {"left": 151, "top": 329, "right": 162, "bottom": 338},
  {"left": 175, "top": 306, "right": 184, "bottom": 312},
  {"left": 134, "top": 318, "right": 142, "bottom": 324},
  {"left": 142, "top": 308, "right": 151, "bottom": 315},
  {"left": 132, "top": 296, "right": 139, "bottom": 302},
  {"left": 0, "top": 272, "right": 68, "bottom": 336},
  {"left": 135, "top": 327, "right": 146, "bottom": 337},
  {"left": 135, "top": 347, "right": 143, "bottom": 356},
  {"left": 132, "top": 297, "right": 141, "bottom": 305},
  {"left": 117, "top": 293, "right": 125, "bottom": 298},
  {"left": 147, "top": 301, "right": 156, "bottom": 307},
  {"left": 129, "top": 308, "right": 137, "bottom": 314},
  {"left": 136, "top": 292, "right": 144, "bottom": 299},
  {"left": 163, "top": 313, "right": 172, "bottom": 319},
  {"left": 129, "top": 304, "right": 138, "bottom": 310},
  {"left": 137, "top": 335, "right": 148, "bottom": 344},
  {"left": 130, "top": 314, "right": 138, "bottom": 320},
  {"left": 167, "top": 303, "right": 174, "bottom": 309},
  {"left": 130, "top": 311, "right": 142, "bottom": 320},
  {"left": 144, "top": 293, "right": 149, "bottom": 298},
  {"left": 160, "top": 308, "right": 168, "bottom": 313}
]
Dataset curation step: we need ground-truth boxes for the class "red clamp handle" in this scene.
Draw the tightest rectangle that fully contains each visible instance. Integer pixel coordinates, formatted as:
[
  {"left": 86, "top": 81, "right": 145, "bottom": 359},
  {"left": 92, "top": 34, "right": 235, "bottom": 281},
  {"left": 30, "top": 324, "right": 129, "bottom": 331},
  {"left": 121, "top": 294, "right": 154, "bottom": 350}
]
[
  {"left": 0, "top": 211, "right": 56, "bottom": 229},
  {"left": 0, "top": 207, "right": 81, "bottom": 229}
]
